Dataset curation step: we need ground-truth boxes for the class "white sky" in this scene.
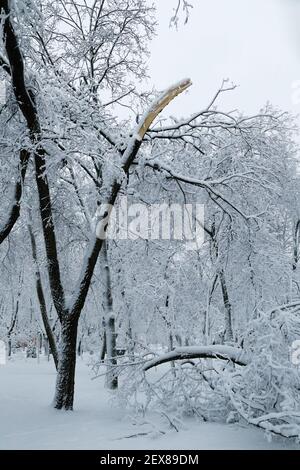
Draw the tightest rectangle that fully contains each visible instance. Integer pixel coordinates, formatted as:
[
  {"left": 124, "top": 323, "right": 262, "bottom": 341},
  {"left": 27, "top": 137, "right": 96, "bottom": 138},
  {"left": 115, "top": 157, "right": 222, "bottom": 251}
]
[{"left": 146, "top": 0, "right": 300, "bottom": 119}]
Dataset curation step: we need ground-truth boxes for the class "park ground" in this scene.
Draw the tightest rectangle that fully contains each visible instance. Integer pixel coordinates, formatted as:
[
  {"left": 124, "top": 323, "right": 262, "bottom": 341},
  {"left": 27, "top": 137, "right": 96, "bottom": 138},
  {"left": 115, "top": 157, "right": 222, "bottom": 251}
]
[{"left": 0, "top": 358, "right": 298, "bottom": 450}]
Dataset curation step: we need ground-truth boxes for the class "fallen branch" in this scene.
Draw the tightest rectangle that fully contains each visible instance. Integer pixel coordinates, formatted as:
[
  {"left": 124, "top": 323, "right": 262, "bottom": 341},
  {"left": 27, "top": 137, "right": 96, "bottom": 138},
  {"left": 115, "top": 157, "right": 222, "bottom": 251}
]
[{"left": 143, "top": 345, "right": 248, "bottom": 371}]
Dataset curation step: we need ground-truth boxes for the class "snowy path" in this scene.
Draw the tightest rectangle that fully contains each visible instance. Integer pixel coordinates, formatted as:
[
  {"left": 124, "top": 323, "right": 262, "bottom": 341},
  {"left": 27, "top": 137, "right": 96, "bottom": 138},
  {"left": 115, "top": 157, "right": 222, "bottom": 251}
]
[{"left": 0, "top": 359, "right": 297, "bottom": 450}]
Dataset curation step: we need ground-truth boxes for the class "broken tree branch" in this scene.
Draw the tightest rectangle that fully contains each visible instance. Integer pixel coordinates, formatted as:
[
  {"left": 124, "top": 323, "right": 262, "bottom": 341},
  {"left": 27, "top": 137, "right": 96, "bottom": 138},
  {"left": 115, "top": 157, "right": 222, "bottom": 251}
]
[{"left": 143, "top": 345, "right": 248, "bottom": 371}]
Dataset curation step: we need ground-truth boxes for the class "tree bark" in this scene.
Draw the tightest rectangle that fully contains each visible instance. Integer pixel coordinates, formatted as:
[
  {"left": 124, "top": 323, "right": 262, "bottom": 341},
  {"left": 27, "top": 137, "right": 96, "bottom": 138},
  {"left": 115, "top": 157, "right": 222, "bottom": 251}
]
[
  {"left": 219, "top": 269, "right": 234, "bottom": 342},
  {"left": 209, "top": 222, "right": 234, "bottom": 342},
  {"left": 53, "top": 319, "right": 78, "bottom": 410},
  {"left": 293, "top": 219, "right": 300, "bottom": 271},
  {"left": 0, "top": 149, "right": 30, "bottom": 244},
  {"left": 28, "top": 220, "right": 59, "bottom": 369},
  {"left": 102, "top": 241, "right": 118, "bottom": 389},
  {"left": 126, "top": 314, "right": 134, "bottom": 361},
  {"left": 106, "top": 315, "right": 118, "bottom": 390},
  {"left": 7, "top": 270, "right": 22, "bottom": 357},
  {"left": 100, "top": 317, "right": 107, "bottom": 361},
  {"left": 7, "top": 337, "right": 12, "bottom": 357}
]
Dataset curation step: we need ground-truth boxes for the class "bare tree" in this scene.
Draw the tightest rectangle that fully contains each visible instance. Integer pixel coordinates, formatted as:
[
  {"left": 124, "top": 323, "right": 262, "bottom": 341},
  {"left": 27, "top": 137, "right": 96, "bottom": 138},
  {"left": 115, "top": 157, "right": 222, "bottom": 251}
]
[{"left": 1, "top": 0, "right": 191, "bottom": 409}]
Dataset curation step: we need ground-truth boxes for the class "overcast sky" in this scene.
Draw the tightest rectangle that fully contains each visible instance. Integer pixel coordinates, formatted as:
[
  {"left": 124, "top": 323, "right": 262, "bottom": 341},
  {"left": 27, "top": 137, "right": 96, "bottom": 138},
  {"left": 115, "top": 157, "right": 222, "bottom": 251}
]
[{"left": 146, "top": 0, "right": 300, "bottom": 120}]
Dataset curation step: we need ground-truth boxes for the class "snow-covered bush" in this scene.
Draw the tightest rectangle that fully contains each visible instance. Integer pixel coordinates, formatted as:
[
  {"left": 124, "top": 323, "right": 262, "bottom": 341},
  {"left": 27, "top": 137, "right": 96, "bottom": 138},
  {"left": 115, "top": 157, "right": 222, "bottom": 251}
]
[
  {"left": 224, "top": 304, "right": 300, "bottom": 438},
  {"left": 113, "top": 303, "right": 300, "bottom": 439}
]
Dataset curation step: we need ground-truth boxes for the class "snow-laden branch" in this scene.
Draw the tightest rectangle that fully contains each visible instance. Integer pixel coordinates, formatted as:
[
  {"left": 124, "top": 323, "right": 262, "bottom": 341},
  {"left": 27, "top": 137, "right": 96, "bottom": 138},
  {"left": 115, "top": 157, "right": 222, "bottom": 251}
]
[
  {"left": 0, "top": 52, "right": 10, "bottom": 74},
  {"left": 121, "top": 78, "right": 192, "bottom": 173},
  {"left": 0, "top": 149, "right": 30, "bottom": 244},
  {"left": 148, "top": 81, "right": 236, "bottom": 134},
  {"left": 137, "top": 79, "right": 192, "bottom": 140},
  {"left": 2, "top": 1, "right": 39, "bottom": 131},
  {"left": 69, "top": 79, "right": 193, "bottom": 318},
  {"left": 267, "top": 301, "right": 300, "bottom": 319},
  {"left": 143, "top": 345, "right": 248, "bottom": 371},
  {"left": 225, "top": 380, "right": 300, "bottom": 439},
  {"left": 143, "top": 160, "right": 251, "bottom": 220}
]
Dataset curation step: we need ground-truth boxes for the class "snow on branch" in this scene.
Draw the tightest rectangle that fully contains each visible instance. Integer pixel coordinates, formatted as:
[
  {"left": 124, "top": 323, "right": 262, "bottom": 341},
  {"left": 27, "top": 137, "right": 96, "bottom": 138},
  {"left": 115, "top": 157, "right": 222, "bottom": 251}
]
[
  {"left": 170, "top": 0, "right": 193, "bottom": 28},
  {"left": 68, "top": 79, "right": 193, "bottom": 319},
  {"left": 143, "top": 160, "right": 251, "bottom": 220},
  {"left": 0, "top": 52, "right": 10, "bottom": 75},
  {"left": 250, "top": 412, "right": 300, "bottom": 438},
  {"left": 137, "top": 79, "right": 192, "bottom": 141},
  {"left": 148, "top": 80, "right": 236, "bottom": 134},
  {"left": 0, "top": 149, "right": 30, "bottom": 244},
  {"left": 121, "top": 79, "right": 192, "bottom": 172},
  {"left": 143, "top": 345, "right": 248, "bottom": 371}
]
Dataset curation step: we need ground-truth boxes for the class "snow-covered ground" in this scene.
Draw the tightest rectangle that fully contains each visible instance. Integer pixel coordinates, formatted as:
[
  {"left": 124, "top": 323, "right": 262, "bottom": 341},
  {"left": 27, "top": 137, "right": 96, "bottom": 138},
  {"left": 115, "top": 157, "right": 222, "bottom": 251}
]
[{"left": 0, "top": 358, "right": 298, "bottom": 450}]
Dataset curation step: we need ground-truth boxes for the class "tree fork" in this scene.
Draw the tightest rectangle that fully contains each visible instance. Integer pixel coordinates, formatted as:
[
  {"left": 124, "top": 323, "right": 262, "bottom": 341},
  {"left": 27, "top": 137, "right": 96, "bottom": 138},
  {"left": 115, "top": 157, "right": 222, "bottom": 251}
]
[{"left": 2, "top": 6, "right": 192, "bottom": 408}]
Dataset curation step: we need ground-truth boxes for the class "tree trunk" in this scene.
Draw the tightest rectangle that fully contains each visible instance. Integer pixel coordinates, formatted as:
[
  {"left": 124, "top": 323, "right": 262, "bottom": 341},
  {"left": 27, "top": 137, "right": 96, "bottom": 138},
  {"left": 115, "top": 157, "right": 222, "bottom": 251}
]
[
  {"left": 102, "top": 241, "right": 118, "bottom": 389},
  {"left": 7, "top": 273, "right": 22, "bottom": 358},
  {"left": 106, "top": 315, "right": 118, "bottom": 390},
  {"left": 293, "top": 220, "right": 300, "bottom": 271},
  {"left": 7, "top": 337, "right": 12, "bottom": 358},
  {"left": 44, "top": 335, "right": 49, "bottom": 360},
  {"left": 219, "top": 269, "right": 234, "bottom": 342},
  {"left": 100, "top": 317, "right": 107, "bottom": 361},
  {"left": 77, "top": 337, "right": 83, "bottom": 357},
  {"left": 28, "top": 220, "right": 59, "bottom": 369},
  {"left": 126, "top": 314, "right": 134, "bottom": 361},
  {"left": 53, "top": 320, "right": 78, "bottom": 410},
  {"left": 175, "top": 334, "right": 182, "bottom": 347},
  {"left": 38, "top": 331, "right": 43, "bottom": 355}
]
